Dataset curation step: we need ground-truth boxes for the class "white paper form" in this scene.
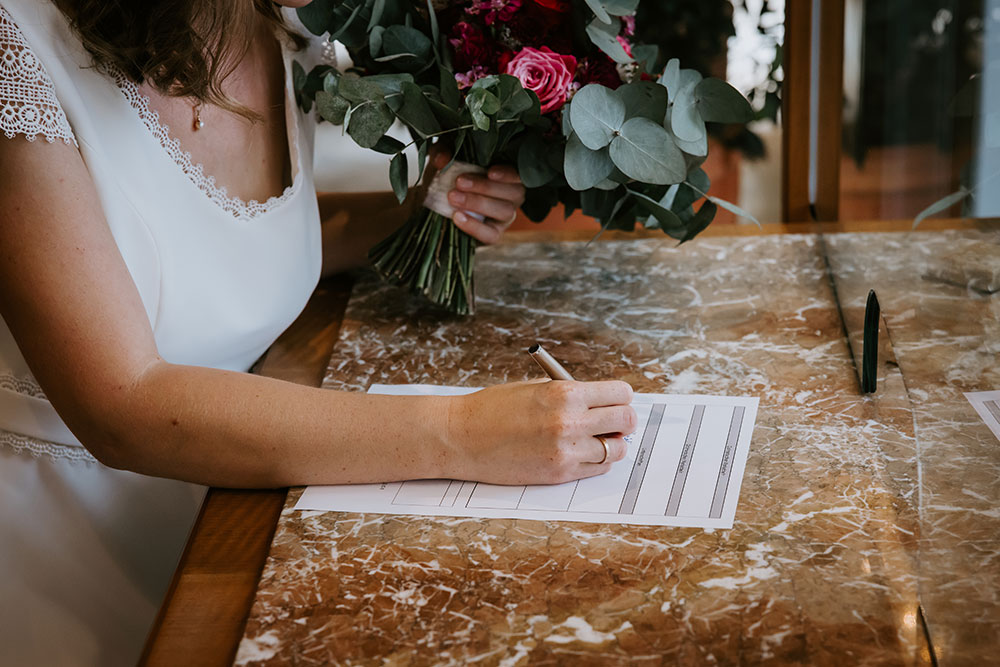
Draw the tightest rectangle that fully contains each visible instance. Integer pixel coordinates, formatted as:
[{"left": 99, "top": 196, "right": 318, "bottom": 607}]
[
  {"left": 966, "top": 391, "right": 1000, "bottom": 442},
  {"left": 294, "top": 385, "right": 760, "bottom": 528}
]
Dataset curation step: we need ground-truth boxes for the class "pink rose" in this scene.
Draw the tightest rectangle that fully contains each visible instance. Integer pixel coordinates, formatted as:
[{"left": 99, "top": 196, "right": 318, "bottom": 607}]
[{"left": 505, "top": 46, "right": 577, "bottom": 115}]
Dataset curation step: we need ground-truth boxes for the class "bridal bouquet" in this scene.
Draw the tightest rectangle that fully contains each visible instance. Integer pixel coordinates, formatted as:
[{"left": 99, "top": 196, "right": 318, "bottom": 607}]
[{"left": 294, "top": 0, "right": 755, "bottom": 314}]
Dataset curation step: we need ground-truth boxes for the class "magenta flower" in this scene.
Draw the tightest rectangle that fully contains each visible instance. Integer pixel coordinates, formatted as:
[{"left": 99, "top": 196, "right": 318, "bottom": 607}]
[
  {"left": 505, "top": 46, "right": 577, "bottom": 114},
  {"left": 468, "top": 0, "right": 523, "bottom": 25},
  {"left": 449, "top": 21, "right": 494, "bottom": 71},
  {"left": 622, "top": 14, "right": 637, "bottom": 37},
  {"left": 455, "top": 66, "right": 491, "bottom": 89}
]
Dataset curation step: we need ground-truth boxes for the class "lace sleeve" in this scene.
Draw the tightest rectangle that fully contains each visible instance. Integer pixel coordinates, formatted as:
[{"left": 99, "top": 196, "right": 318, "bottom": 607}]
[{"left": 0, "top": 6, "right": 77, "bottom": 146}]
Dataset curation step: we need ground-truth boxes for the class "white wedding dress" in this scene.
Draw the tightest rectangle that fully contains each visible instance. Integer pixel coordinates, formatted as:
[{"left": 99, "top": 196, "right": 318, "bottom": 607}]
[{"left": 0, "top": 1, "right": 323, "bottom": 664}]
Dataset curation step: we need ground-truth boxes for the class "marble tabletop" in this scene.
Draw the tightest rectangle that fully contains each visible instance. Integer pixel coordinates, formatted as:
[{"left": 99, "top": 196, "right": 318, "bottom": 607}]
[{"left": 234, "top": 230, "right": 999, "bottom": 666}]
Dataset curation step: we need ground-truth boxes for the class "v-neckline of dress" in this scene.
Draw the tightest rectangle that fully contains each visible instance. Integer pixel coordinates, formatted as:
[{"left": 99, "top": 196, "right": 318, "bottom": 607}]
[{"left": 110, "top": 38, "right": 303, "bottom": 223}]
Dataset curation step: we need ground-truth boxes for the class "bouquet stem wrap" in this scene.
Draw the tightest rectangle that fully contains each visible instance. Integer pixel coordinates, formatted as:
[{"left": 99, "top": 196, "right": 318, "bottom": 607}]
[{"left": 369, "top": 161, "right": 486, "bottom": 315}]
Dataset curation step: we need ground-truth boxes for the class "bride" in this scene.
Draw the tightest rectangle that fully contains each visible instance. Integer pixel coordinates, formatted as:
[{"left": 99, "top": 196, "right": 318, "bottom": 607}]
[{"left": 0, "top": 0, "right": 637, "bottom": 662}]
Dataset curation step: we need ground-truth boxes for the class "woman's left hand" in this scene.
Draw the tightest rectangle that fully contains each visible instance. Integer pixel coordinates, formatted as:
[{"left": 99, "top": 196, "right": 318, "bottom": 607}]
[{"left": 434, "top": 153, "right": 526, "bottom": 245}]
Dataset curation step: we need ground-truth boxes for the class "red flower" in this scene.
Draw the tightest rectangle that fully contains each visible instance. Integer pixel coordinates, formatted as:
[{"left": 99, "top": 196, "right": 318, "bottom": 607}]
[
  {"left": 468, "top": 0, "right": 523, "bottom": 25},
  {"left": 616, "top": 36, "right": 634, "bottom": 59},
  {"left": 531, "top": 0, "right": 570, "bottom": 11},
  {"left": 448, "top": 21, "right": 494, "bottom": 71},
  {"left": 497, "top": 50, "right": 515, "bottom": 73},
  {"left": 576, "top": 55, "right": 623, "bottom": 90},
  {"left": 506, "top": 2, "right": 573, "bottom": 52}
]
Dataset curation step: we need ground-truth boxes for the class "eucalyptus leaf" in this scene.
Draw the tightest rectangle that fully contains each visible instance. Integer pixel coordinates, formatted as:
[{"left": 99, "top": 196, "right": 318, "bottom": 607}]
[
  {"left": 338, "top": 75, "right": 385, "bottom": 104},
  {"left": 369, "top": 25, "right": 385, "bottom": 56},
  {"left": 390, "top": 151, "right": 409, "bottom": 204},
  {"left": 565, "top": 133, "right": 615, "bottom": 191},
  {"left": 694, "top": 78, "right": 754, "bottom": 124},
  {"left": 427, "top": 96, "right": 461, "bottom": 127},
  {"left": 296, "top": 0, "right": 336, "bottom": 36},
  {"left": 679, "top": 200, "right": 717, "bottom": 243},
  {"left": 417, "top": 140, "right": 429, "bottom": 183},
  {"left": 707, "top": 195, "right": 760, "bottom": 226},
  {"left": 570, "top": 84, "right": 626, "bottom": 150},
  {"left": 366, "top": 73, "right": 415, "bottom": 95},
  {"left": 687, "top": 166, "right": 711, "bottom": 194},
  {"left": 671, "top": 82, "right": 706, "bottom": 143},
  {"left": 329, "top": 1, "right": 369, "bottom": 47},
  {"left": 292, "top": 61, "right": 307, "bottom": 94},
  {"left": 631, "top": 44, "right": 659, "bottom": 73},
  {"left": 665, "top": 108, "right": 707, "bottom": 156},
  {"left": 913, "top": 188, "right": 971, "bottom": 226},
  {"left": 466, "top": 88, "right": 500, "bottom": 131},
  {"left": 609, "top": 118, "right": 686, "bottom": 185},
  {"left": 473, "top": 127, "right": 499, "bottom": 164},
  {"left": 586, "top": 17, "right": 632, "bottom": 64},
  {"left": 470, "top": 75, "right": 500, "bottom": 91},
  {"left": 518, "top": 136, "right": 557, "bottom": 188},
  {"left": 397, "top": 81, "right": 441, "bottom": 137},
  {"left": 581, "top": 188, "right": 618, "bottom": 218},
  {"left": 617, "top": 81, "right": 668, "bottom": 123},
  {"left": 425, "top": 0, "right": 440, "bottom": 45},
  {"left": 660, "top": 58, "right": 680, "bottom": 102},
  {"left": 677, "top": 69, "right": 704, "bottom": 95},
  {"left": 347, "top": 100, "right": 395, "bottom": 148},
  {"left": 368, "top": 0, "right": 386, "bottom": 30},
  {"left": 583, "top": 0, "right": 612, "bottom": 24},
  {"left": 381, "top": 24, "right": 433, "bottom": 72},
  {"left": 315, "top": 91, "right": 350, "bottom": 125},
  {"left": 372, "top": 134, "right": 406, "bottom": 155},
  {"left": 496, "top": 74, "right": 533, "bottom": 119},
  {"left": 632, "top": 191, "right": 685, "bottom": 231},
  {"left": 603, "top": 0, "right": 640, "bottom": 16},
  {"left": 322, "top": 71, "right": 339, "bottom": 96},
  {"left": 439, "top": 66, "right": 461, "bottom": 109}
]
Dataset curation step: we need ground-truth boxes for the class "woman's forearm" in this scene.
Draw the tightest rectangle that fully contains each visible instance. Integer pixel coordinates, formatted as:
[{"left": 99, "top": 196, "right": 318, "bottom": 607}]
[{"left": 85, "top": 360, "right": 454, "bottom": 487}]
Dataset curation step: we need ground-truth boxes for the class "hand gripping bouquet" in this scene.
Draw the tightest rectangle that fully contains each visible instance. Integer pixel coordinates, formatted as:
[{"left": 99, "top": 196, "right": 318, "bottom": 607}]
[{"left": 294, "top": 0, "right": 756, "bottom": 314}]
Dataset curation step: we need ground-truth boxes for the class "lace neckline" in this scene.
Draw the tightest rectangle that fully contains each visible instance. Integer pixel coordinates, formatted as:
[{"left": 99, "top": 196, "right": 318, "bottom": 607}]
[{"left": 108, "top": 51, "right": 302, "bottom": 223}]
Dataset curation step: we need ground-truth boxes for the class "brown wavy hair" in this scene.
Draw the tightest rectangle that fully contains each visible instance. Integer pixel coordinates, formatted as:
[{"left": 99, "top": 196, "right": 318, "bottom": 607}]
[{"left": 51, "top": 0, "right": 306, "bottom": 119}]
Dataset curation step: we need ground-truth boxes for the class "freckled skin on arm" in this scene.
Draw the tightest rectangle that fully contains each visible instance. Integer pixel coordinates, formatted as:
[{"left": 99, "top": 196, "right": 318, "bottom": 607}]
[{"left": 0, "top": 138, "right": 633, "bottom": 489}]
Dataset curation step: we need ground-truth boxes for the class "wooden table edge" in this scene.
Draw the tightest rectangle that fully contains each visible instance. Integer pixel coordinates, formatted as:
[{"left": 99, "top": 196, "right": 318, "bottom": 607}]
[
  {"left": 140, "top": 276, "right": 354, "bottom": 666},
  {"left": 140, "top": 217, "right": 997, "bottom": 664}
]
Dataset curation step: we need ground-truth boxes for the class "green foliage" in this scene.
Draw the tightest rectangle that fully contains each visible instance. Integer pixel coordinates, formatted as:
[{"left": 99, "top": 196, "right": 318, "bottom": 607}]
[
  {"left": 565, "top": 135, "right": 615, "bottom": 190},
  {"left": 693, "top": 78, "right": 754, "bottom": 123},
  {"left": 570, "top": 84, "right": 626, "bottom": 149},
  {"left": 378, "top": 25, "right": 433, "bottom": 71},
  {"left": 586, "top": 17, "right": 632, "bottom": 64},
  {"left": 315, "top": 91, "right": 350, "bottom": 125},
  {"left": 389, "top": 151, "right": 408, "bottom": 203},
  {"left": 609, "top": 118, "right": 686, "bottom": 184},
  {"left": 913, "top": 188, "right": 971, "bottom": 227},
  {"left": 294, "top": 0, "right": 758, "bottom": 313}
]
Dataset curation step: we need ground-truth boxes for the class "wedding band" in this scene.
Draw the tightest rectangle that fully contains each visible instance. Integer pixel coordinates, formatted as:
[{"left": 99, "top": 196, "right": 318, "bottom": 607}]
[{"left": 594, "top": 436, "right": 609, "bottom": 465}]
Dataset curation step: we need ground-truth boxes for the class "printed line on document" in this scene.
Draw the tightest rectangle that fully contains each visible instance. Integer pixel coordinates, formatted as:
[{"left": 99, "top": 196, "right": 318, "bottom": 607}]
[
  {"left": 619, "top": 403, "right": 666, "bottom": 514},
  {"left": 665, "top": 405, "right": 705, "bottom": 516},
  {"left": 984, "top": 400, "right": 1000, "bottom": 426},
  {"left": 709, "top": 406, "right": 745, "bottom": 519}
]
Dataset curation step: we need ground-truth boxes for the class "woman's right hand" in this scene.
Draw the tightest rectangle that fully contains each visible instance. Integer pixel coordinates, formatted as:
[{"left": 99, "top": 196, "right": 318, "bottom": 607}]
[{"left": 445, "top": 380, "right": 637, "bottom": 485}]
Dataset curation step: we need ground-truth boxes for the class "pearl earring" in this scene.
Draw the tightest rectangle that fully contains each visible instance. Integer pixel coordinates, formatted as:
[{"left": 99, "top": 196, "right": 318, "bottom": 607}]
[{"left": 193, "top": 101, "right": 205, "bottom": 131}]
